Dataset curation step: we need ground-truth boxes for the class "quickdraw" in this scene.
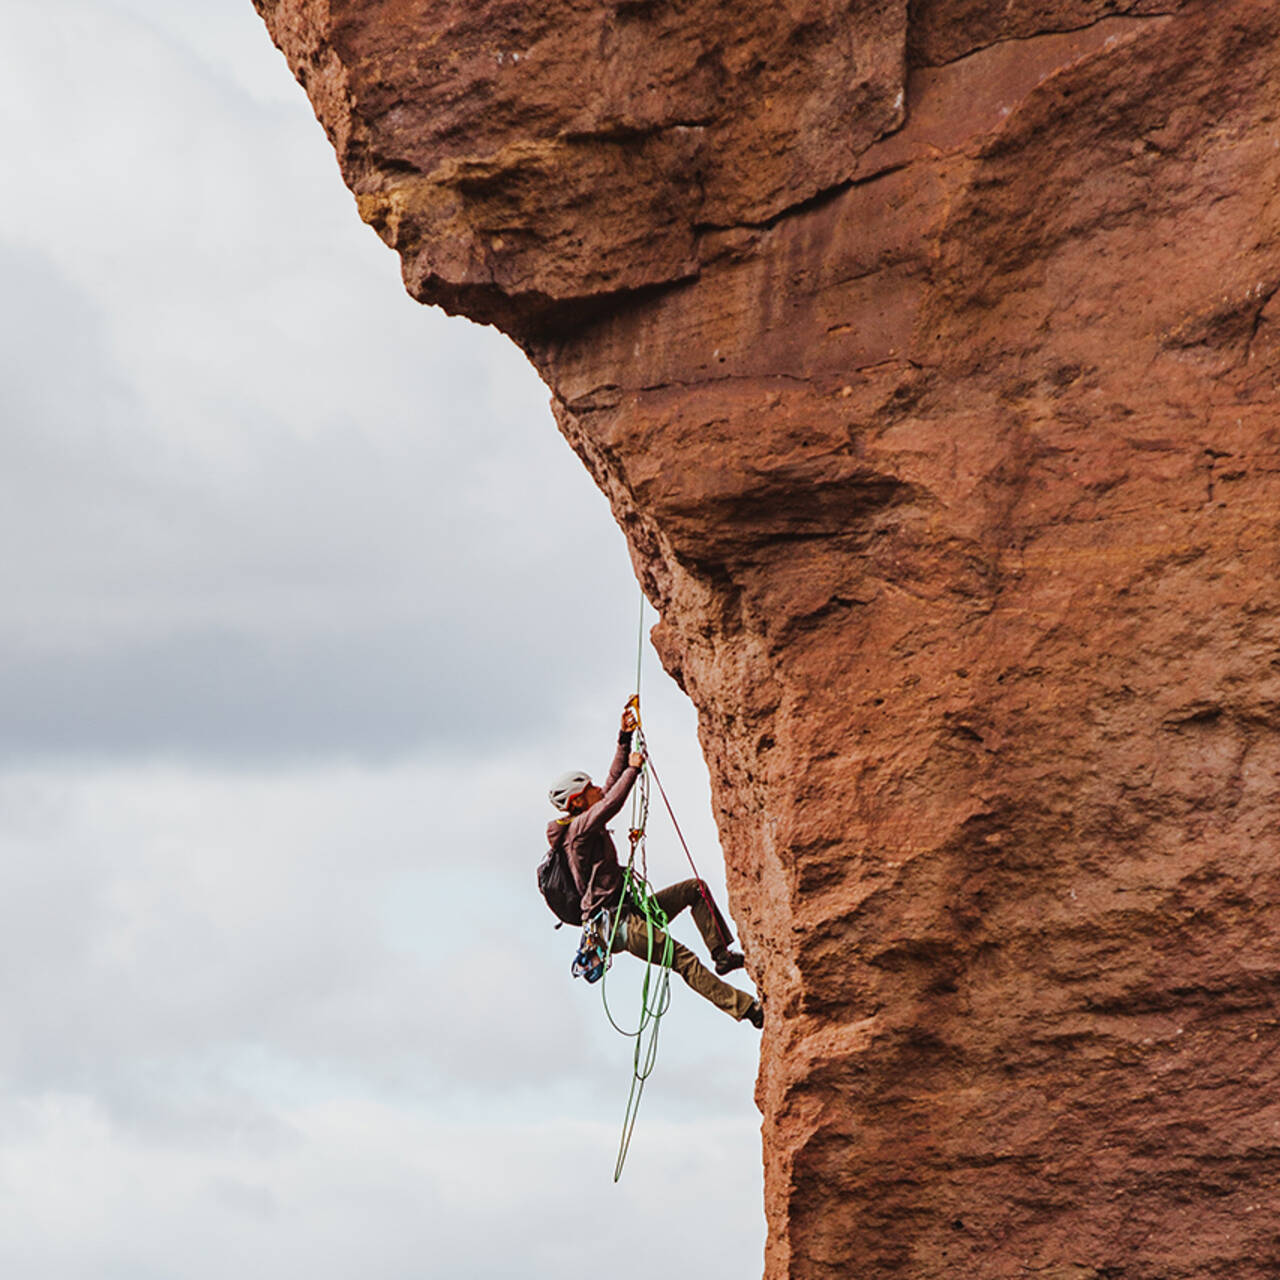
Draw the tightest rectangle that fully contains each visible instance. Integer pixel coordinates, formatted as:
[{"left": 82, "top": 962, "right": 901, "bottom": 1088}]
[{"left": 571, "top": 908, "right": 613, "bottom": 984}]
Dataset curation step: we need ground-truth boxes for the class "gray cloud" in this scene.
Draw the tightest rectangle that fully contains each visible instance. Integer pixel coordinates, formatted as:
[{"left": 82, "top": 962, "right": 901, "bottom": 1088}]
[
  {"left": 0, "top": 619, "right": 618, "bottom": 762},
  {"left": 0, "top": 198, "right": 633, "bottom": 764}
]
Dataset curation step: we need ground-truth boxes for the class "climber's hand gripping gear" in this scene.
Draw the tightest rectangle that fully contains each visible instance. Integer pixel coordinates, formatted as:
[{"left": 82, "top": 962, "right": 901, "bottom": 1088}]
[{"left": 621, "top": 696, "right": 640, "bottom": 734}]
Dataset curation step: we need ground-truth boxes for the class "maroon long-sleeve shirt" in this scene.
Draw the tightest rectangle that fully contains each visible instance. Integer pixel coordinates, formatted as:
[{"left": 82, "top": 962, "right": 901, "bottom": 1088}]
[{"left": 544, "top": 731, "right": 639, "bottom": 921}]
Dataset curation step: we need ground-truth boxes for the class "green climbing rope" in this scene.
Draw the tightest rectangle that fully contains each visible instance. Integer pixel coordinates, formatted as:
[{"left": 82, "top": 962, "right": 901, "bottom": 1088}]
[{"left": 603, "top": 867, "right": 671, "bottom": 1180}]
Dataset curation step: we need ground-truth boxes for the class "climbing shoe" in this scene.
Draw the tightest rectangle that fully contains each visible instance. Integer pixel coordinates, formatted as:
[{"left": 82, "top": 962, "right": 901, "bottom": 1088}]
[
  {"left": 712, "top": 948, "right": 746, "bottom": 975},
  {"left": 744, "top": 1000, "right": 764, "bottom": 1029}
]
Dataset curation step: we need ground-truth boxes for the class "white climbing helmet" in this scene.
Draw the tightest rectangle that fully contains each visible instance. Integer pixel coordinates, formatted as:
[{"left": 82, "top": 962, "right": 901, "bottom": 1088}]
[{"left": 549, "top": 769, "right": 592, "bottom": 811}]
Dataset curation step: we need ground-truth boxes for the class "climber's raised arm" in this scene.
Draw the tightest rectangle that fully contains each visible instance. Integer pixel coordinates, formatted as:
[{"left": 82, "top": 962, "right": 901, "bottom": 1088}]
[
  {"left": 578, "top": 747, "right": 644, "bottom": 835},
  {"left": 603, "top": 698, "right": 640, "bottom": 790}
]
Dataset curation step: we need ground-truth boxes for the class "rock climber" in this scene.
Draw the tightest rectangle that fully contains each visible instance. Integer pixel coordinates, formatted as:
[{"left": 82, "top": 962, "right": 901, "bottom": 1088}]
[{"left": 545, "top": 700, "right": 763, "bottom": 1028}]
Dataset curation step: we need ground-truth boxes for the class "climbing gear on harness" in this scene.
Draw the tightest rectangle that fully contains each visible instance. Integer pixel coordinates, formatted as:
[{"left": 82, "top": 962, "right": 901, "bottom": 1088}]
[
  {"left": 572, "top": 908, "right": 613, "bottom": 984},
  {"left": 548, "top": 769, "right": 592, "bottom": 811}
]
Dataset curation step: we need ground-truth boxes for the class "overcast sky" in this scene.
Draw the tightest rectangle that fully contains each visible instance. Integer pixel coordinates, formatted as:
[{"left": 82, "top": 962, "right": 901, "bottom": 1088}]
[{"left": 0, "top": 2, "right": 764, "bottom": 1275}]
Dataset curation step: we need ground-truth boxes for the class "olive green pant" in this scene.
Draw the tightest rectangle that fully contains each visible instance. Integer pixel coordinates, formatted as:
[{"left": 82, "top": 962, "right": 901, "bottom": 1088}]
[{"left": 611, "top": 878, "right": 756, "bottom": 1021}]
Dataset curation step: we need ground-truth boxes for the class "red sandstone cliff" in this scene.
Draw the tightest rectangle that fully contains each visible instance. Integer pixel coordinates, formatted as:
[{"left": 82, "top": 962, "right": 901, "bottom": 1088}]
[{"left": 253, "top": 2, "right": 1280, "bottom": 1274}]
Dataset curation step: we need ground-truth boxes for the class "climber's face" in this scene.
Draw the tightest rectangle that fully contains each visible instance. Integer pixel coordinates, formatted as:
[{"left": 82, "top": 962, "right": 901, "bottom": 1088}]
[{"left": 573, "top": 783, "right": 605, "bottom": 812}]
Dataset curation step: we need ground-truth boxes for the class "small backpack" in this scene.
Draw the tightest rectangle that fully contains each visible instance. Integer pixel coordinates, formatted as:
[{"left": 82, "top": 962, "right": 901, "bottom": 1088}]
[{"left": 537, "top": 839, "right": 583, "bottom": 927}]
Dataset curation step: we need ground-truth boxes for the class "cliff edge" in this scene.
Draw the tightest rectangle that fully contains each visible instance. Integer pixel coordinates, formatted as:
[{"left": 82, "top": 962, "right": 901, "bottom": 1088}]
[{"left": 253, "top": 1, "right": 1280, "bottom": 1275}]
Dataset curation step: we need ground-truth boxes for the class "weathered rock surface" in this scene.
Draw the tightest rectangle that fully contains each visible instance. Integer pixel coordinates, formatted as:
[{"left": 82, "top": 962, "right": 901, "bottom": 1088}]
[{"left": 254, "top": 1, "right": 1280, "bottom": 1275}]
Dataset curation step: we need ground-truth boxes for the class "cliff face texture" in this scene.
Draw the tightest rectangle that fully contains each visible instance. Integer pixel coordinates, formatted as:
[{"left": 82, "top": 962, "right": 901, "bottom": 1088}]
[{"left": 254, "top": 1, "right": 1280, "bottom": 1275}]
